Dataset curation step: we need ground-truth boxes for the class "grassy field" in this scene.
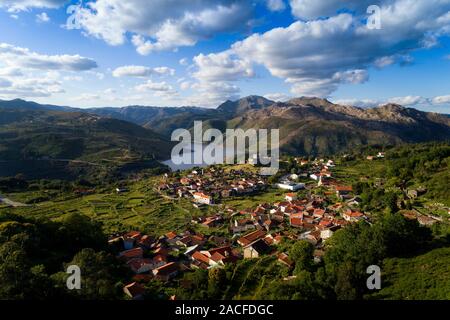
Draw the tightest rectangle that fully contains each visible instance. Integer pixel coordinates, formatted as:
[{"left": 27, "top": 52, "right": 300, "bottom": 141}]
[{"left": 1, "top": 177, "right": 205, "bottom": 236}]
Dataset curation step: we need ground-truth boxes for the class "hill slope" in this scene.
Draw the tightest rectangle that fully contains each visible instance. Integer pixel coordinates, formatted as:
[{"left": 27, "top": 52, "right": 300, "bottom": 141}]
[
  {"left": 369, "top": 247, "right": 450, "bottom": 300},
  {"left": 0, "top": 108, "right": 172, "bottom": 179},
  {"left": 1, "top": 96, "right": 449, "bottom": 157},
  {"left": 227, "top": 97, "right": 450, "bottom": 155}
]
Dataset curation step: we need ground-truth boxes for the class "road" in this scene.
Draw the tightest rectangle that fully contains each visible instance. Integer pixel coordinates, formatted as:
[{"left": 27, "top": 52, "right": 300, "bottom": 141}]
[{"left": 0, "top": 194, "right": 29, "bottom": 207}]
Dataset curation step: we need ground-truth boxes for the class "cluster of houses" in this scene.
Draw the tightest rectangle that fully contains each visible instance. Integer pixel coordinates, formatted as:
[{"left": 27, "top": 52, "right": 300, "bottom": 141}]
[
  {"left": 157, "top": 167, "right": 268, "bottom": 206},
  {"left": 112, "top": 183, "right": 368, "bottom": 299},
  {"left": 113, "top": 158, "right": 374, "bottom": 299}
]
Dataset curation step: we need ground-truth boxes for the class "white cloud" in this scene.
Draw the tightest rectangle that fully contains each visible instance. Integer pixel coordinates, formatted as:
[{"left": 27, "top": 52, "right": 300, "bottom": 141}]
[
  {"left": 179, "top": 58, "right": 189, "bottom": 66},
  {"left": 0, "top": 77, "right": 13, "bottom": 87},
  {"left": 387, "top": 96, "right": 427, "bottom": 106},
  {"left": 104, "top": 88, "right": 116, "bottom": 94},
  {"left": 0, "top": 77, "right": 64, "bottom": 98},
  {"left": 135, "top": 80, "right": 173, "bottom": 92},
  {"left": 0, "top": 67, "right": 23, "bottom": 77},
  {"left": 73, "top": 93, "right": 101, "bottom": 101},
  {"left": 332, "top": 98, "right": 380, "bottom": 108},
  {"left": 0, "top": 43, "right": 97, "bottom": 71},
  {"left": 221, "top": 1, "right": 450, "bottom": 97},
  {"left": 333, "top": 94, "right": 450, "bottom": 109},
  {"left": 112, "top": 65, "right": 175, "bottom": 78},
  {"left": 0, "top": 0, "right": 67, "bottom": 12},
  {"left": 179, "top": 81, "right": 192, "bottom": 91},
  {"left": 188, "top": 50, "right": 254, "bottom": 106},
  {"left": 263, "top": 93, "right": 291, "bottom": 101},
  {"left": 36, "top": 12, "right": 50, "bottom": 23},
  {"left": 10, "top": 14, "right": 18, "bottom": 19},
  {"left": 0, "top": 43, "right": 97, "bottom": 100},
  {"left": 192, "top": 51, "right": 254, "bottom": 82},
  {"left": 267, "top": 0, "right": 285, "bottom": 12},
  {"left": 65, "top": 0, "right": 253, "bottom": 54},
  {"left": 288, "top": 0, "right": 375, "bottom": 20},
  {"left": 153, "top": 67, "right": 175, "bottom": 76},
  {"left": 432, "top": 95, "right": 450, "bottom": 104},
  {"left": 188, "top": 81, "right": 241, "bottom": 107},
  {"left": 63, "top": 75, "right": 83, "bottom": 81}
]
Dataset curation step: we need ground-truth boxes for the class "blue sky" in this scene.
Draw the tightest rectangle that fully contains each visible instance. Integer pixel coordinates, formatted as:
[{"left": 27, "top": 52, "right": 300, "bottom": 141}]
[{"left": 0, "top": 0, "right": 449, "bottom": 113}]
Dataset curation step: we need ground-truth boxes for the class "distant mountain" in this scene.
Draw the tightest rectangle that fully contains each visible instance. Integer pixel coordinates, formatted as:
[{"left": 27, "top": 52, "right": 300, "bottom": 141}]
[
  {"left": 1, "top": 96, "right": 449, "bottom": 157},
  {"left": 86, "top": 105, "right": 222, "bottom": 137},
  {"left": 0, "top": 98, "right": 74, "bottom": 112},
  {"left": 0, "top": 107, "right": 172, "bottom": 179},
  {"left": 217, "top": 95, "right": 274, "bottom": 116},
  {"left": 227, "top": 97, "right": 450, "bottom": 155}
]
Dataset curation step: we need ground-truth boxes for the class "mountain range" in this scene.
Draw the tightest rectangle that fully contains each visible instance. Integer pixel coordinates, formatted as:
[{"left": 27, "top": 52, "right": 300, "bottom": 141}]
[{"left": 1, "top": 96, "right": 449, "bottom": 164}]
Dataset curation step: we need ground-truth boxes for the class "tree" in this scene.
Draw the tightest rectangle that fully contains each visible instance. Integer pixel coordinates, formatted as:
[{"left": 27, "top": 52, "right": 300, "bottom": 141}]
[
  {"left": 207, "top": 267, "right": 227, "bottom": 298},
  {"left": 289, "top": 240, "right": 314, "bottom": 273},
  {"left": 57, "top": 248, "right": 127, "bottom": 300}
]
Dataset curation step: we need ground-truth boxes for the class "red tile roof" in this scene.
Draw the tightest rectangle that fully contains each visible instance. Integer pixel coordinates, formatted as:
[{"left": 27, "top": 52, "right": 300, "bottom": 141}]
[
  {"left": 166, "top": 231, "right": 178, "bottom": 240},
  {"left": 237, "top": 230, "right": 267, "bottom": 246},
  {"left": 192, "top": 251, "right": 210, "bottom": 264},
  {"left": 336, "top": 186, "right": 353, "bottom": 192},
  {"left": 119, "top": 247, "right": 144, "bottom": 259},
  {"left": 153, "top": 262, "right": 178, "bottom": 276}
]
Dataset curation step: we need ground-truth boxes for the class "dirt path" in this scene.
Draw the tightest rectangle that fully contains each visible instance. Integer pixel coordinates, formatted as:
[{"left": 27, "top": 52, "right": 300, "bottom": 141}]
[{"left": 0, "top": 194, "right": 29, "bottom": 207}]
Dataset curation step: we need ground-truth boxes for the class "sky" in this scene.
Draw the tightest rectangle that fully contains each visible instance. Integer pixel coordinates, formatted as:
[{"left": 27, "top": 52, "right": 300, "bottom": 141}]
[{"left": 0, "top": 0, "right": 449, "bottom": 113}]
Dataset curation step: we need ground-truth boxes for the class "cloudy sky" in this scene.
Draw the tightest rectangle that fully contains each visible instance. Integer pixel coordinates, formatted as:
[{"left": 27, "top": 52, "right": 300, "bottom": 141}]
[{"left": 0, "top": 0, "right": 449, "bottom": 112}]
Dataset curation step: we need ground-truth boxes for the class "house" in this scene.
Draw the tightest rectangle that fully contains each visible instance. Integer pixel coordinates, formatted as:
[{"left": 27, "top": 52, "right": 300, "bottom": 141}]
[
  {"left": 290, "top": 214, "right": 303, "bottom": 228},
  {"left": 192, "top": 251, "right": 211, "bottom": 267},
  {"left": 237, "top": 229, "right": 267, "bottom": 246},
  {"left": 377, "top": 152, "right": 385, "bottom": 158},
  {"left": 180, "top": 177, "right": 191, "bottom": 185},
  {"left": 285, "top": 193, "right": 297, "bottom": 201},
  {"left": 192, "top": 246, "right": 237, "bottom": 268},
  {"left": 366, "top": 156, "right": 374, "bottom": 161},
  {"left": 326, "top": 160, "right": 335, "bottom": 167},
  {"left": 346, "top": 196, "right": 362, "bottom": 207},
  {"left": 202, "top": 216, "right": 222, "bottom": 228},
  {"left": 127, "top": 258, "right": 155, "bottom": 274},
  {"left": 231, "top": 218, "right": 256, "bottom": 234},
  {"left": 152, "top": 262, "right": 178, "bottom": 281},
  {"left": 243, "top": 239, "right": 271, "bottom": 258},
  {"left": 417, "top": 214, "right": 437, "bottom": 226},
  {"left": 136, "top": 235, "right": 154, "bottom": 249},
  {"left": 277, "top": 182, "right": 305, "bottom": 191},
  {"left": 336, "top": 185, "right": 353, "bottom": 199},
  {"left": 207, "top": 247, "right": 238, "bottom": 266},
  {"left": 193, "top": 192, "right": 213, "bottom": 205},
  {"left": 313, "top": 208, "right": 325, "bottom": 219},
  {"left": 165, "top": 231, "right": 178, "bottom": 240},
  {"left": 320, "top": 225, "right": 341, "bottom": 241},
  {"left": 123, "top": 282, "right": 145, "bottom": 300},
  {"left": 122, "top": 231, "right": 142, "bottom": 250},
  {"left": 407, "top": 188, "right": 427, "bottom": 199},
  {"left": 116, "top": 187, "right": 128, "bottom": 193},
  {"left": 118, "top": 247, "right": 144, "bottom": 261},
  {"left": 277, "top": 252, "right": 293, "bottom": 268},
  {"left": 343, "top": 210, "right": 364, "bottom": 222}
]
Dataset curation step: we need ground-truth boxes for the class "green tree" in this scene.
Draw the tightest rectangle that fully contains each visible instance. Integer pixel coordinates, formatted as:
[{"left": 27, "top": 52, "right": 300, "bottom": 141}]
[{"left": 289, "top": 240, "right": 314, "bottom": 273}]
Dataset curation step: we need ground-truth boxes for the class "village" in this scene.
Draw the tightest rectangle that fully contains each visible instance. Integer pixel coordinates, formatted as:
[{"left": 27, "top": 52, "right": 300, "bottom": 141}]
[{"left": 112, "top": 157, "right": 375, "bottom": 299}]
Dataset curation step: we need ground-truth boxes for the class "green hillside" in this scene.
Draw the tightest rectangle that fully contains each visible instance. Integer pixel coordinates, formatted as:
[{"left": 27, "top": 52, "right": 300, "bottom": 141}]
[
  {"left": 369, "top": 247, "right": 450, "bottom": 300},
  {"left": 0, "top": 108, "right": 173, "bottom": 179}
]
